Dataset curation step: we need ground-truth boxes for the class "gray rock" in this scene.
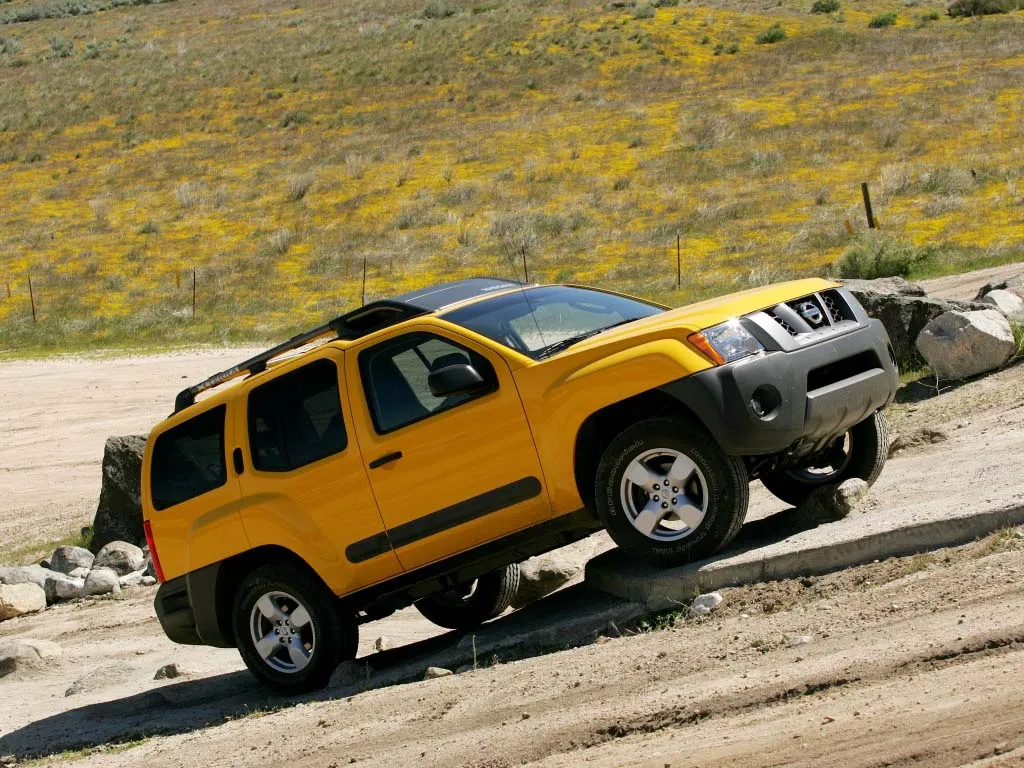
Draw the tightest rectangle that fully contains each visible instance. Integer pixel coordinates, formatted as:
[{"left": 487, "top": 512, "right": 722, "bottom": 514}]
[
  {"left": 980, "top": 289, "right": 1024, "bottom": 321},
  {"left": 144, "top": 556, "right": 156, "bottom": 579},
  {"left": 49, "top": 545, "right": 94, "bottom": 575},
  {"left": 0, "top": 565, "right": 84, "bottom": 605},
  {"left": 140, "top": 575, "right": 157, "bottom": 587},
  {"left": 689, "top": 591, "right": 724, "bottom": 617},
  {"left": 52, "top": 577, "right": 85, "bottom": 602},
  {"left": 843, "top": 278, "right": 989, "bottom": 370},
  {"left": 423, "top": 666, "right": 453, "bottom": 680},
  {"left": 888, "top": 426, "right": 948, "bottom": 457},
  {"left": 510, "top": 558, "right": 580, "bottom": 609},
  {"left": 797, "top": 478, "right": 870, "bottom": 524},
  {"left": 0, "top": 638, "right": 62, "bottom": 678},
  {"left": 328, "top": 659, "right": 365, "bottom": 689},
  {"left": 119, "top": 571, "right": 144, "bottom": 588},
  {"left": 0, "top": 583, "right": 47, "bottom": 621},
  {"left": 154, "top": 662, "right": 184, "bottom": 680},
  {"left": 455, "top": 664, "right": 473, "bottom": 674},
  {"left": 789, "top": 635, "right": 813, "bottom": 647},
  {"left": 84, "top": 567, "right": 121, "bottom": 596},
  {"left": 973, "top": 275, "right": 1024, "bottom": 302},
  {"left": 94, "top": 541, "right": 145, "bottom": 576},
  {"left": 916, "top": 309, "right": 1016, "bottom": 380},
  {"left": 91, "top": 435, "right": 147, "bottom": 553},
  {"left": 68, "top": 567, "right": 90, "bottom": 580},
  {"left": 65, "top": 661, "right": 135, "bottom": 696}
]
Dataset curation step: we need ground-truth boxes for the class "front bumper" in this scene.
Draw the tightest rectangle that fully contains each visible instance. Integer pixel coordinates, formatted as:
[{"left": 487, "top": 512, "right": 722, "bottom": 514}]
[{"left": 661, "top": 317, "right": 899, "bottom": 457}]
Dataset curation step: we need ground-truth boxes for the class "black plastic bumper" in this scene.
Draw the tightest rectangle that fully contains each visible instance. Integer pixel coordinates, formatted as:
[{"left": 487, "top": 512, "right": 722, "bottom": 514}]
[
  {"left": 154, "top": 562, "right": 233, "bottom": 648},
  {"left": 661, "top": 319, "right": 899, "bottom": 456}
]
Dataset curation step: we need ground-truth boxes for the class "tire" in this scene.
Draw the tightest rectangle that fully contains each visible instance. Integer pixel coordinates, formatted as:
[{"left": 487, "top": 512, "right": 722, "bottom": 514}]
[
  {"left": 233, "top": 564, "right": 357, "bottom": 695},
  {"left": 414, "top": 564, "right": 521, "bottom": 630},
  {"left": 760, "top": 409, "right": 889, "bottom": 507},
  {"left": 594, "top": 417, "right": 749, "bottom": 568}
]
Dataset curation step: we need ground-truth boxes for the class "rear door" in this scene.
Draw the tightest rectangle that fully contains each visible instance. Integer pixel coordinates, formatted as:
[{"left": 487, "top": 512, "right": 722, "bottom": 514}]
[
  {"left": 233, "top": 347, "right": 402, "bottom": 594},
  {"left": 346, "top": 327, "right": 552, "bottom": 572}
]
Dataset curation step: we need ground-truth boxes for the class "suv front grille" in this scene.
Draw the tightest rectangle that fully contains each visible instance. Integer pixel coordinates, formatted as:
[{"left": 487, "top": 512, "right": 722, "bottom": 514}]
[
  {"left": 820, "top": 289, "right": 853, "bottom": 323},
  {"left": 761, "top": 289, "right": 856, "bottom": 338},
  {"left": 770, "top": 313, "right": 797, "bottom": 336}
]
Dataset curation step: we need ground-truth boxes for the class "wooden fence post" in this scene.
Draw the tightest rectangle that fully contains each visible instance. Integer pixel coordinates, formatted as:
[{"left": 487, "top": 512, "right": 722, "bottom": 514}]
[
  {"left": 361, "top": 256, "right": 367, "bottom": 306},
  {"left": 28, "top": 275, "right": 37, "bottom": 322},
  {"left": 676, "top": 234, "right": 681, "bottom": 290},
  {"left": 191, "top": 267, "right": 196, "bottom": 318},
  {"left": 861, "top": 182, "right": 876, "bottom": 230}
]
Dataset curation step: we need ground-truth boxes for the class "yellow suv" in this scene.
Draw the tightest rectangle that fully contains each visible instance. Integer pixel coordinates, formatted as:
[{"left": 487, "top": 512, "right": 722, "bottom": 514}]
[{"left": 144, "top": 277, "right": 898, "bottom": 693}]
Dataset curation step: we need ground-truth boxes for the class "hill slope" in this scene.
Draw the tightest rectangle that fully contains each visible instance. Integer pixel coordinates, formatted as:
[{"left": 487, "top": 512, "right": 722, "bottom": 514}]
[{"left": 0, "top": 0, "right": 1022, "bottom": 350}]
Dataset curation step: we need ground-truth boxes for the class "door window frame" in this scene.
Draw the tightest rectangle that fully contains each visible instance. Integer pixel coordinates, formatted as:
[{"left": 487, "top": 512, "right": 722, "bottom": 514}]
[{"left": 358, "top": 331, "right": 499, "bottom": 436}]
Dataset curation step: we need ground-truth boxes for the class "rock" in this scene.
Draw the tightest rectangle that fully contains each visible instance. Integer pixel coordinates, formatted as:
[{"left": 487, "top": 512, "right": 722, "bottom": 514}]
[
  {"left": 979, "top": 289, "right": 1024, "bottom": 321},
  {"left": 140, "top": 575, "right": 157, "bottom": 586},
  {"left": 144, "top": 556, "right": 156, "bottom": 578},
  {"left": 789, "top": 635, "right": 813, "bottom": 647},
  {"left": 916, "top": 309, "right": 1016, "bottom": 380},
  {"left": 83, "top": 567, "right": 121, "bottom": 597},
  {"left": 65, "top": 661, "right": 135, "bottom": 696},
  {"left": 0, "top": 565, "right": 83, "bottom": 605},
  {"left": 91, "top": 435, "right": 147, "bottom": 553},
  {"left": 796, "top": 479, "right": 870, "bottom": 524},
  {"left": 973, "top": 275, "right": 1024, "bottom": 302},
  {"left": 52, "top": 577, "right": 85, "bottom": 602},
  {"left": 423, "top": 666, "right": 452, "bottom": 680},
  {"left": 68, "top": 567, "right": 90, "bottom": 580},
  {"left": 455, "top": 664, "right": 473, "bottom": 674},
  {"left": 690, "top": 591, "right": 724, "bottom": 617},
  {"left": 0, "top": 583, "right": 47, "bottom": 621},
  {"left": 49, "top": 545, "right": 94, "bottom": 575},
  {"left": 154, "top": 662, "right": 184, "bottom": 680},
  {"left": 593, "top": 635, "right": 612, "bottom": 645},
  {"left": 510, "top": 557, "right": 580, "bottom": 610},
  {"left": 373, "top": 636, "right": 391, "bottom": 652},
  {"left": 843, "top": 278, "right": 989, "bottom": 370},
  {"left": 888, "top": 426, "right": 948, "bottom": 457},
  {"left": 329, "top": 659, "right": 364, "bottom": 689},
  {"left": 94, "top": 541, "right": 145, "bottom": 576},
  {"left": 119, "top": 571, "right": 144, "bottom": 588},
  {"left": 0, "top": 638, "right": 62, "bottom": 678}
]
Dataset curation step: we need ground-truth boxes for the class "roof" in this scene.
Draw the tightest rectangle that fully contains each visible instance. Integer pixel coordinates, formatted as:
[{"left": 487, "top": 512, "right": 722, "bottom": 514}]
[{"left": 172, "top": 276, "right": 524, "bottom": 413}]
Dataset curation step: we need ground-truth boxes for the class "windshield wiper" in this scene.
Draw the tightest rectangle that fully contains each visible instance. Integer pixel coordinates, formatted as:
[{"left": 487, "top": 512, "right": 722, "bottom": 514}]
[{"left": 535, "top": 318, "right": 642, "bottom": 360}]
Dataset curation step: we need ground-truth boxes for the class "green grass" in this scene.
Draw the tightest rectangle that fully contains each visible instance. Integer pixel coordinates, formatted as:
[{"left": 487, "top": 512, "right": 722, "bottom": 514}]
[{"left": 0, "top": 526, "right": 91, "bottom": 566}]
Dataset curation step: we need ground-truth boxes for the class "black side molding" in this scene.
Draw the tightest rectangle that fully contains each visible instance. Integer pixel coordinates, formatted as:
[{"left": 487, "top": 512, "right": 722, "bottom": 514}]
[{"left": 345, "top": 476, "right": 543, "bottom": 564}]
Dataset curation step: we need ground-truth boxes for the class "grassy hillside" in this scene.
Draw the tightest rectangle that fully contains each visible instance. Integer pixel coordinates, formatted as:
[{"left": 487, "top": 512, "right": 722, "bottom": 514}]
[{"left": 0, "top": 0, "right": 1022, "bottom": 352}]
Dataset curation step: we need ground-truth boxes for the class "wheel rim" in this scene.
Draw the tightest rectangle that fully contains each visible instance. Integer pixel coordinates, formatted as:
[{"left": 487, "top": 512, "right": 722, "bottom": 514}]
[
  {"left": 249, "top": 590, "right": 316, "bottom": 674},
  {"left": 619, "top": 448, "right": 709, "bottom": 542},
  {"left": 787, "top": 433, "right": 852, "bottom": 483}
]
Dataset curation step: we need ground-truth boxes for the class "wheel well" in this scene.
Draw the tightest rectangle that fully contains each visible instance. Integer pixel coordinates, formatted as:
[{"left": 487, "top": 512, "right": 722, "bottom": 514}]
[
  {"left": 212, "top": 545, "right": 332, "bottom": 645},
  {"left": 573, "top": 390, "right": 705, "bottom": 512}
]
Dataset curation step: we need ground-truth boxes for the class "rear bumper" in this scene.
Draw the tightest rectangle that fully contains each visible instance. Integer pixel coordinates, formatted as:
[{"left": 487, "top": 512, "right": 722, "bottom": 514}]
[
  {"left": 660, "top": 319, "right": 899, "bottom": 456},
  {"left": 154, "top": 562, "right": 233, "bottom": 648}
]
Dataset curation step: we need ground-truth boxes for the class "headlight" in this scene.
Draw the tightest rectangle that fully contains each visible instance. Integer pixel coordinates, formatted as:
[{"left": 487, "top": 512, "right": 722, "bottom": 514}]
[{"left": 689, "top": 320, "right": 764, "bottom": 365}]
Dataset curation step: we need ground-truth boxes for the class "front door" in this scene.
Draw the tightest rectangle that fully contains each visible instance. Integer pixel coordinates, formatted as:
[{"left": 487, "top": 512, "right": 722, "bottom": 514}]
[{"left": 347, "top": 328, "right": 551, "bottom": 572}]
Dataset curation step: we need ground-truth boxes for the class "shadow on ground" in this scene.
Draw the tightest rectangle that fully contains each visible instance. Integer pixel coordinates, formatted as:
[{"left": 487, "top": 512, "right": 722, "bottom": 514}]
[{"left": 0, "top": 506, "right": 823, "bottom": 759}]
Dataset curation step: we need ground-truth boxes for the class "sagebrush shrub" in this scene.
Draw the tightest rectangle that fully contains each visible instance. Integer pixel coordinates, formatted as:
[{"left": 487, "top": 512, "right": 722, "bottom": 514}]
[
  {"left": 948, "top": 0, "right": 1022, "bottom": 16},
  {"left": 836, "top": 232, "right": 932, "bottom": 279},
  {"left": 422, "top": 0, "right": 456, "bottom": 19},
  {"left": 755, "top": 23, "right": 787, "bottom": 44},
  {"left": 810, "top": 0, "right": 841, "bottom": 13},
  {"left": 868, "top": 12, "right": 898, "bottom": 27}
]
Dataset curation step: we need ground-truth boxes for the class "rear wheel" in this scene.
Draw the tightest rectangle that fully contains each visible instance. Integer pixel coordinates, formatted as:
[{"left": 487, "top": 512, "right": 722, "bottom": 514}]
[
  {"left": 594, "top": 417, "right": 749, "bottom": 568},
  {"left": 233, "top": 564, "right": 357, "bottom": 695},
  {"left": 760, "top": 410, "right": 889, "bottom": 507},
  {"left": 414, "top": 564, "right": 520, "bottom": 630}
]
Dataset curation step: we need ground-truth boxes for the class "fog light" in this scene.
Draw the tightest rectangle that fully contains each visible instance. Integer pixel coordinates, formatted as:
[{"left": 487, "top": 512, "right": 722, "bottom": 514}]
[
  {"left": 749, "top": 385, "right": 782, "bottom": 421},
  {"left": 750, "top": 396, "right": 766, "bottom": 417}
]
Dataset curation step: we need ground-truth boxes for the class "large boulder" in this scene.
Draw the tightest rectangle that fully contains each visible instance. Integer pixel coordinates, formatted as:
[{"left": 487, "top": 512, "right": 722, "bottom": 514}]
[
  {"left": 979, "top": 289, "right": 1024, "bottom": 321},
  {"left": 94, "top": 541, "right": 145, "bottom": 576},
  {"left": 0, "top": 565, "right": 81, "bottom": 605},
  {"left": 916, "top": 309, "right": 1016, "bottom": 380},
  {"left": 91, "top": 435, "right": 147, "bottom": 553},
  {"left": 973, "top": 274, "right": 1024, "bottom": 302},
  {"left": 49, "top": 545, "right": 95, "bottom": 575},
  {"left": 510, "top": 557, "right": 581, "bottom": 609},
  {"left": 843, "top": 277, "right": 989, "bottom": 370},
  {"left": 83, "top": 567, "right": 121, "bottom": 597},
  {"left": 0, "top": 638, "right": 62, "bottom": 678},
  {"left": 0, "top": 583, "right": 47, "bottom": 621}
]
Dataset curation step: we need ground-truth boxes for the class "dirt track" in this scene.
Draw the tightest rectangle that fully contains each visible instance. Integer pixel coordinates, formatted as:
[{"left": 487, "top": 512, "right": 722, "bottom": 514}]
[{"left": 2, "top": 266, "right": 1024, "bottom": 767}]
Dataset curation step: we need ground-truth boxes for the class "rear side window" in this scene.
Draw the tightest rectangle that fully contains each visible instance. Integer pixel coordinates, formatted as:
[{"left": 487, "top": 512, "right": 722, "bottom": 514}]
[
  {"left": 151, "top": 405, "right": 227, "bottom": 511},
  {"left": 248, "top": 359, "right": 346, "bottom": 472}
]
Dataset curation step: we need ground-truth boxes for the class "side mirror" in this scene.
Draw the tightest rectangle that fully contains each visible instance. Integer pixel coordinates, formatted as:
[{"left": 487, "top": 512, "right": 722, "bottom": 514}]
[{"left": 428, "top": 363, "right": 485, "bottom": 398}]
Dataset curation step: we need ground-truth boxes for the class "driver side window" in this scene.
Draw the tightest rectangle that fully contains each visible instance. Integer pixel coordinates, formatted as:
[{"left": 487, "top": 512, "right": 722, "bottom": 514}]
[{"left": 359, "top": 333, "right": 497, "bottom": 434}]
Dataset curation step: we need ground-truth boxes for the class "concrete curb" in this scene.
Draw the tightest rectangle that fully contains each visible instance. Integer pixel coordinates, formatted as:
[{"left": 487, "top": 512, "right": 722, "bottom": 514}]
[{"left": 585, "top": 501, "right": 1024, "bottom": 610}]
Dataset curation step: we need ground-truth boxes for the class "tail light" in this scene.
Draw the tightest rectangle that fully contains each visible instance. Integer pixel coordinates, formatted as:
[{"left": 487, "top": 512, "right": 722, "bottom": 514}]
[{"left": 143, "top": 519, "right": 166, "bottom": 583}]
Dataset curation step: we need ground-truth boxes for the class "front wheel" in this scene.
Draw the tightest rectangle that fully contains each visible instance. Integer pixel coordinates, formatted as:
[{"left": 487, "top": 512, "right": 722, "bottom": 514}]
[
  {"left": 594, "top": 417, "right": 749, "bottom": 568},
  {"left": 414, "top": 564, "right": 520, "bottom": 630},
  {"left": 233, "top": 565, "right": 357, "bottom": 695},
  {"left": 760, "top": 410, "right": 889, "bottom": 507}
]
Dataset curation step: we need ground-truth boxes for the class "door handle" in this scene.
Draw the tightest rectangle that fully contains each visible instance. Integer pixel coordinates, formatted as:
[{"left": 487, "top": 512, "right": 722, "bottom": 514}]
[
  {"left": 369, "top": 451, "right": 403, "bottom": 469},
  {"left": 232, "top": 448, "right": 244, "bottom": 475}
]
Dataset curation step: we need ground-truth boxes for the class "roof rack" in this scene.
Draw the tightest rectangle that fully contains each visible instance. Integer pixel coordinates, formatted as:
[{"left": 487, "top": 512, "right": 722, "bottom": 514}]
[{"left": 172, "top": 300, "right": 427, "bottom": 413}]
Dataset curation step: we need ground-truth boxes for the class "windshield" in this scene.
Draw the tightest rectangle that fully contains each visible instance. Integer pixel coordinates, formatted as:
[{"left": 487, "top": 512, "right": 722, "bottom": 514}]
[{"left": 441, "top": 286, "right": 665, "bottom": 359}]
